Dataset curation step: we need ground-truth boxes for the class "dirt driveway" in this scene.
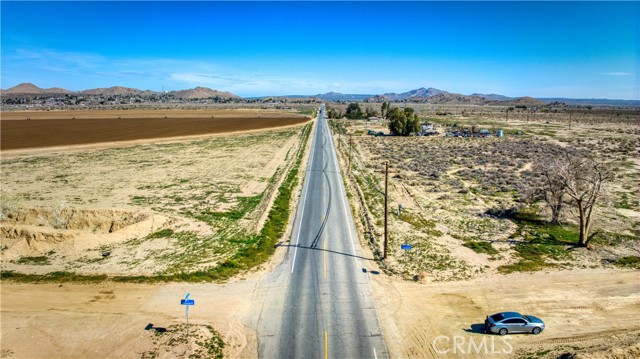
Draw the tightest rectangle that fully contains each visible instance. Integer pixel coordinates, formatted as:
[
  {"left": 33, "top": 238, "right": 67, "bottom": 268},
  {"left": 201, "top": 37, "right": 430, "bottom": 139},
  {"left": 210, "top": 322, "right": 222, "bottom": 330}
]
[{"left": 371, "top": 268, "right": 640, "bottom": 358}]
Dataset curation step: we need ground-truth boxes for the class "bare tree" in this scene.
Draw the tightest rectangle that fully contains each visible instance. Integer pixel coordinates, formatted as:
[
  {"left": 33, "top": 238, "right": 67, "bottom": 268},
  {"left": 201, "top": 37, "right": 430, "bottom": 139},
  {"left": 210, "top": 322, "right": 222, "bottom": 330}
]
[
  {"left": 529, "top": 151, "right": 614, "bottom": 247},
  {"left": 555, "top": 152, "right": 615, "bottom": 247},
  {"left": 528, "top": 158, "right": 565, "bottom": 224}
]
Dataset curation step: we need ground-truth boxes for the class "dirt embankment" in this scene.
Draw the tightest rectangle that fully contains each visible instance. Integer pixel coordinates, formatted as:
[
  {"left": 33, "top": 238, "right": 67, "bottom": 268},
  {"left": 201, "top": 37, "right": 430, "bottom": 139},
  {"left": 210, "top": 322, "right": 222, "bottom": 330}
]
[{"left": 0, "top": 110, "right": 309, "bottom": 150}]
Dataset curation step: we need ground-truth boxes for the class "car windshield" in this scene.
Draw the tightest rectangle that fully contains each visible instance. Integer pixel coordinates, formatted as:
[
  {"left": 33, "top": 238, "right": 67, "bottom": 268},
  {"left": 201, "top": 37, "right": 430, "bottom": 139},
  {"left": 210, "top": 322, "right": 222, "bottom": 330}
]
[
  {"left": 523, "top": 315, "right": 532, "bottom": 321},
  {"left": 490, "top": 314, "right": 504, "bottom": 322}
]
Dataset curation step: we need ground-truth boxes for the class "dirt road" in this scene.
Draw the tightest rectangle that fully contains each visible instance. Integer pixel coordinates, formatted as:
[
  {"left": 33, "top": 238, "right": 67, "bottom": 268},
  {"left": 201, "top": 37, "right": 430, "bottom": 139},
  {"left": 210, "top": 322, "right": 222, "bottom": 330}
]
[{"left": 1, "top": 268, "right": 638, "bottom": 358}]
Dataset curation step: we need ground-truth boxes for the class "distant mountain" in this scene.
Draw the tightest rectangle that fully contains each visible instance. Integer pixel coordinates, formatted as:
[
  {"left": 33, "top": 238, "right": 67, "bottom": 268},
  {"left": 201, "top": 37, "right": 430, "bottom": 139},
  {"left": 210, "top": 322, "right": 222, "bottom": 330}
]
[
  {"left": 80, "top": 86, "right": 147, "bottom": 96},
  {"left": 536, "top": 97, "right": 640, "bottom": 107},
  {"left": 3, "top": 83, "right": 637, "bottom": 107},
  {"left": 1, "top": 83, "right": 241, "bottom": 100},
  {"left": 367, "top": 87, "right": 448, "bottom": 102},
  {"left": 314, "top": 92, "right": 373, "bottom": 101},
  {"left": 423, "top": 93, "right": 487, "bottom": 104},
  {"left": 169, "top": 86, "right": 240, "bottom": 100},
  {"left": 363, "top": 87, "right": 551, "bottom": 106},
  {"left": 509, "top": 96, "right": 545, "bottom": 106},
  {"left": 3, "top": 82, "right": 72, "bottom": 95},
  {"left": 471, "top": 93, "right": 513, "bottom": 101}
]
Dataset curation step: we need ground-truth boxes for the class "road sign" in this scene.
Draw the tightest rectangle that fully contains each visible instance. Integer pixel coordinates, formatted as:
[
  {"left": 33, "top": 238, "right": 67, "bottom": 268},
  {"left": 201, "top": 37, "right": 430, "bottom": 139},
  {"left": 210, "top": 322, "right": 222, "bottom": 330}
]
[
  {"left": 401, "top": 243, "right": 412, "bottom": 250},
  {"left": 181, "top": 293, "right": 195, "bottom": 339}
]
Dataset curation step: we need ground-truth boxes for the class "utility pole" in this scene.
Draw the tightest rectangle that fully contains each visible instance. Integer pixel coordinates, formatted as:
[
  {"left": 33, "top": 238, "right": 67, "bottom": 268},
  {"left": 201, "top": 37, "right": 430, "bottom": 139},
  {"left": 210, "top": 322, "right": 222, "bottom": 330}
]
[
  {"left": 374, "top": 162, "right": 392, "bottom": 259},
  {"left": 348, "top": 134, "right": 353, "bottom": 173},
  {"left": 384, "top": 161, "right": 389, "bottom": 259}
]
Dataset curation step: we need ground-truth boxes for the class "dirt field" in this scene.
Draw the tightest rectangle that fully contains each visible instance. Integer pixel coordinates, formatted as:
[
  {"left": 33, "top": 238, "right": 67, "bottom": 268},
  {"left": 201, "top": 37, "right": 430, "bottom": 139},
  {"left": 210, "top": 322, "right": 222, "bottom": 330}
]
[
  {"left": 1, "top": 119, "right": 309, "bottom": 276},
  {"left": 0, "top": 109, "right": 309, "bottom": 150}
]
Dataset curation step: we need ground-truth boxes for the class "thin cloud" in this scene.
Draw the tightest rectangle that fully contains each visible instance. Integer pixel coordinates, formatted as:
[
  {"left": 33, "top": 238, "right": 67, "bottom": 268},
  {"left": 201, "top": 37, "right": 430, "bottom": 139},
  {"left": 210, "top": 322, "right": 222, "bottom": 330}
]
[{"left": 599, "top": 72, "right": 632, "bottom": 76}]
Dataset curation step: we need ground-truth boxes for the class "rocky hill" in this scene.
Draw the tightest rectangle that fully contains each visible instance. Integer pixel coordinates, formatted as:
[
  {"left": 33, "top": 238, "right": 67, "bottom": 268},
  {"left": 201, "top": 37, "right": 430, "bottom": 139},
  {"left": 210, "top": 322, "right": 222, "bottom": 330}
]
[
  {"left": 365, "top": 87, "right": 545, "bottom": 106},
  {"left": 470, "top": 93, "right": 512, "bottom": 101},
  {"left": 1, "top": 83, "right": 240, "bottom": 100},
  {"left": 2, "top": 83, "right": 72, "bottom": 95},
  {"left": 366, "top": 87, "right": 448, "bottom": 102},
  {"left": 79, "top": 86, "right": 149, "bottom": 96},
  {"left": 314, "top": 92, "right": 372, "bottom": 101},
  {"left": 169, "top": 86, "right": 240, "bottom": 100}
]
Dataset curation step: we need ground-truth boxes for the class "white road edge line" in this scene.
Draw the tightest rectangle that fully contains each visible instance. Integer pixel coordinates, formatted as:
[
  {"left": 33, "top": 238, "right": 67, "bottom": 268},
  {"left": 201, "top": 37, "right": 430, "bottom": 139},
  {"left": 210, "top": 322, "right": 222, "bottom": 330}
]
[
  {"left": 339, "top": 172, "right": 359, "bottom": 269},
  {"left": 291, "top": 119, "right": 317, "bottom": 273},
  {"left": 326, "top": 121, "right": 360, "bottom": 269},
  {"left": 373, "top": 347, "right": 378, "bottom": 359}
]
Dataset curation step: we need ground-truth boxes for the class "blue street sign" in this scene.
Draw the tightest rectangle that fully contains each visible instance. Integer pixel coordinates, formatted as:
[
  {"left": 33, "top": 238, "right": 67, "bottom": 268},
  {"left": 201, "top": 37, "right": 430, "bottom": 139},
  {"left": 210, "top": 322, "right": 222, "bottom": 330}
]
[
  {"left": 181, "top": 299, "right": 195, "bottom": 305},
  {"left": 401, "top": 244, "right": 412, "bottom": 250}
]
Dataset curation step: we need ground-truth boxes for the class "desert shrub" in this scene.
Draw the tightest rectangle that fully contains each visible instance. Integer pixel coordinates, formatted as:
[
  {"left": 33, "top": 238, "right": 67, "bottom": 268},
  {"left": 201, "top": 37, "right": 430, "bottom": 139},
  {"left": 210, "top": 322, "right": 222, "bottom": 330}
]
[
  {"left": 0, "top": 190, "right": 22, "bottom": 221},
  {"left": 463, "top": 240, "right": 498, "bottom": 255},
  {"left": 611, "top": 256, "right": 640, "bottom": 268}
]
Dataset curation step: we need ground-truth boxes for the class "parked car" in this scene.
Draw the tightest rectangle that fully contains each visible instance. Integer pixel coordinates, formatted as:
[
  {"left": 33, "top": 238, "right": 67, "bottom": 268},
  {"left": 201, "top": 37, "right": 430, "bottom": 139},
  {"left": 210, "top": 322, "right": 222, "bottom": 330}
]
[{"left": 484, "top": 312, "right": 545, "bottom": 335}]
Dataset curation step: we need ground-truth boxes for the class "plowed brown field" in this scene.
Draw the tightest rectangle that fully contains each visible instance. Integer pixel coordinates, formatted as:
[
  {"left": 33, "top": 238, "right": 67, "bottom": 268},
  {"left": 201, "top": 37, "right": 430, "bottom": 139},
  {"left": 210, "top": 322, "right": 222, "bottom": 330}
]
[{"left": 0, "top": 110, "right": 309, "bottom": 150}]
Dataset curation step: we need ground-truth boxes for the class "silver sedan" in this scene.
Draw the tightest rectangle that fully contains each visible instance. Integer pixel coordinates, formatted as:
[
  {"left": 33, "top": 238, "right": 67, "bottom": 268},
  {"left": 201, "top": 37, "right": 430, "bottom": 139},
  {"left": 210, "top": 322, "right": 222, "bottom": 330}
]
[{"left": 485, "top": 311, "right": 545, "bottom": 335}]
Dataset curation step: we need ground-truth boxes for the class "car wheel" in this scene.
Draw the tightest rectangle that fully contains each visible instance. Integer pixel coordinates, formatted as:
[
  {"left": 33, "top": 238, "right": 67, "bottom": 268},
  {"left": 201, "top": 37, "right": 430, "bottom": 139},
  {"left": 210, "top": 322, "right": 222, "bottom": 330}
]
[
  {"left": 498, "top": 328, "right": 507, "bottom": 336},
  {"left": 532, "top": 327, "right": 541, "bottom": 335}
]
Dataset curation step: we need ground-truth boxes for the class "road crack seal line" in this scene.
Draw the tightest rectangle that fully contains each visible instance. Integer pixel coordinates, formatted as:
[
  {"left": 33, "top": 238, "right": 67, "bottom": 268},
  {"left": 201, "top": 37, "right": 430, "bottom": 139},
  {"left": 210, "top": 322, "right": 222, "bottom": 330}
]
[{"left": 310, "top": 142, "right": 333, "bottom": 249}]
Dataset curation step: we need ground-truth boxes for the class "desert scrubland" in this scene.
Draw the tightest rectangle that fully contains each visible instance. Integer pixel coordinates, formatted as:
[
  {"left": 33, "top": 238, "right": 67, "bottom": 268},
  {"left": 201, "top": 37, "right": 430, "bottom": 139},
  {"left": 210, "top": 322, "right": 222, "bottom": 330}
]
[
  {"left": 1, "top": 105, "right": 639, "bottom": 359},
  {"left": 330, "top": 105, "right": 639, "bottom": 358}
]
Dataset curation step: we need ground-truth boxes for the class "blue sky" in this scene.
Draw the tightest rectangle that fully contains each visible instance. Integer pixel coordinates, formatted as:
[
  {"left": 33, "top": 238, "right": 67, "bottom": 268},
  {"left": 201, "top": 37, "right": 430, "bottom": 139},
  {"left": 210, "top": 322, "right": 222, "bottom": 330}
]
[{"left": 2, "top": 1, "right": 638, "bottom": 99}]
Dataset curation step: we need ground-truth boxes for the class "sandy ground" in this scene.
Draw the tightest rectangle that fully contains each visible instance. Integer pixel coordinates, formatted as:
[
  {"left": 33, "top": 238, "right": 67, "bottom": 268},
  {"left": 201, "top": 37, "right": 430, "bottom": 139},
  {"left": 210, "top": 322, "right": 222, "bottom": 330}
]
[
  {"left": 0, "top": 281, "right": 258, "bottom": 359},
  {"left": 1, "top": 267, "right": 638, "bottom": 359}
]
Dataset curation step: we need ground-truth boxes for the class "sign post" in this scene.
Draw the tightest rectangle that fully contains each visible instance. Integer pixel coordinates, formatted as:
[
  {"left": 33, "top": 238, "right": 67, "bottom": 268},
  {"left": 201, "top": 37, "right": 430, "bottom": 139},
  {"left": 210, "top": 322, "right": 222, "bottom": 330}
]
[
  {"left": 401, "top": 243, "right": 412, "bottom": 265},
  {"left": 181, "top": 293, "right": 195, "bottom": 339}
]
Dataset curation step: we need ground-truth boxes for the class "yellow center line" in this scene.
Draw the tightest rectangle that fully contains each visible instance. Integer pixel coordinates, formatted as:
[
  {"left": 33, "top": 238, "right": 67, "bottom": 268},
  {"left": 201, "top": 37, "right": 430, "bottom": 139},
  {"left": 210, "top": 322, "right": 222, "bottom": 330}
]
[{"left": 324, "top": 330, "right": 328, "bottom": 359}]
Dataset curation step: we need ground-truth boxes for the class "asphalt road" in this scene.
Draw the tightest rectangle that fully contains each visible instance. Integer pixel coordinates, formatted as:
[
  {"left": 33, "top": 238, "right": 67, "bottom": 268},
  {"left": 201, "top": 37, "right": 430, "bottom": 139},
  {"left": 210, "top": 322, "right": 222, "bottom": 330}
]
[{"left": 255, "top": 106, "right": 388, "bottom": 359}]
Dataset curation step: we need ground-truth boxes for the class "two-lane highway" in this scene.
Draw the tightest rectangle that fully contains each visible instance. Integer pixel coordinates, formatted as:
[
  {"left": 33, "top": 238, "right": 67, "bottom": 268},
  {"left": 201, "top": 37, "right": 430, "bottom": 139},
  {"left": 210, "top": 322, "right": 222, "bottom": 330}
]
[{"left": 255, "top": 106, "right": 388, "bottom": 358}]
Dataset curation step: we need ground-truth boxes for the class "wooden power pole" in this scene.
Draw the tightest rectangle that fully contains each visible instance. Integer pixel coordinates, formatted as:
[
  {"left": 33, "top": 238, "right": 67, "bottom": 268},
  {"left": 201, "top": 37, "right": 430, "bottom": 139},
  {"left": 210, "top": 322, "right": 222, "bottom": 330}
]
[
  {"left": 348, "top": 134, "right": 353, "bottom": 173},
  {"left": 374, "top": 161, "right": 391, "bottom": 259},
  {"left": 383, "top": 161, "right": 389, "bottom": 259}
]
